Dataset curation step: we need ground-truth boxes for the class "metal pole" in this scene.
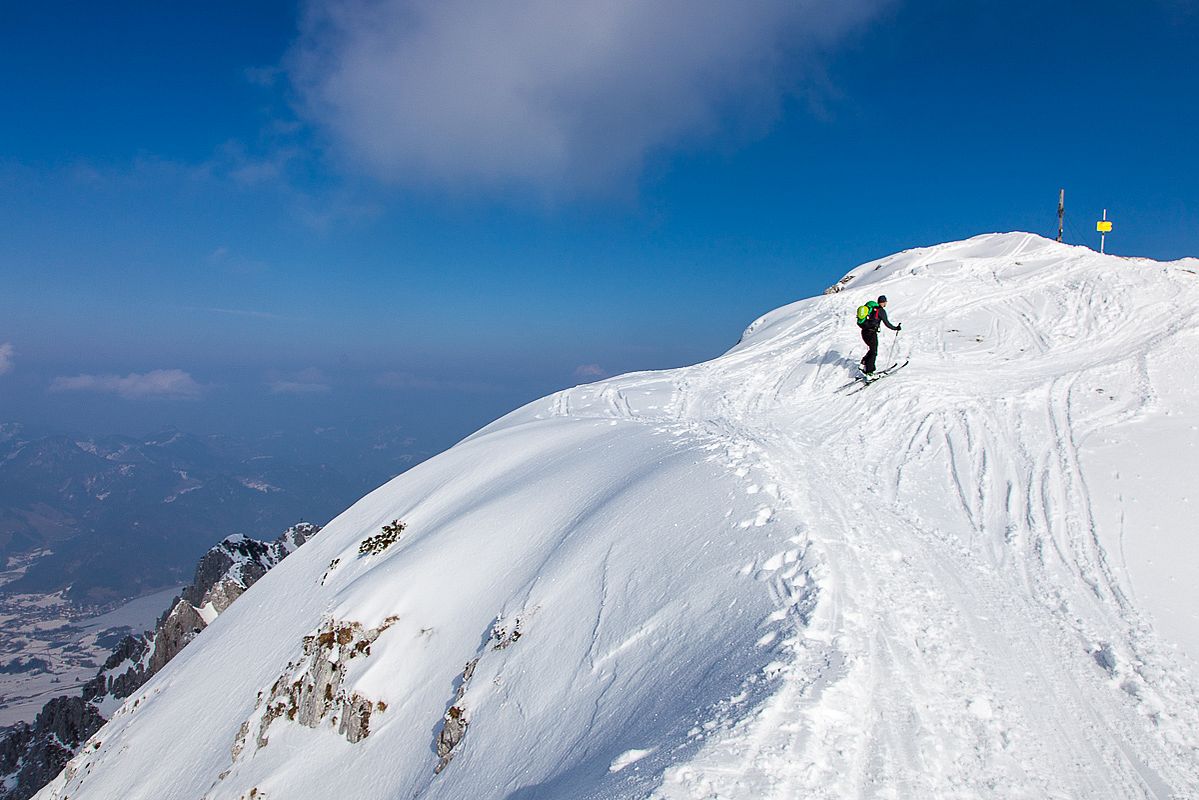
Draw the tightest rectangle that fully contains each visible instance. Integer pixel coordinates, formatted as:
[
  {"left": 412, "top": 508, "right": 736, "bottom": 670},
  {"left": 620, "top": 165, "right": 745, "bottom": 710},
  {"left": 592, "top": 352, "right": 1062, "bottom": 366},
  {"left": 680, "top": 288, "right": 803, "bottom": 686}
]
[
  {"left": 887, "top": 328, "right": 900, "bottom": 366},
  {"left": 1101, "top": 208, "right": 1107, "bottom": 254},
  {"left": 1057, "top": 189, "right": 1064, "bottom": 242}
]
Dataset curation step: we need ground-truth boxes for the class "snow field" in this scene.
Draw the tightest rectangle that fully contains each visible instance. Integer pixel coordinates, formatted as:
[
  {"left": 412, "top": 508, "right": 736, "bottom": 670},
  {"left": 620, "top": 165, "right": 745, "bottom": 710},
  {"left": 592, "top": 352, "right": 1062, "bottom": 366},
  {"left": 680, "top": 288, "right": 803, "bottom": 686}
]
[
  {"left": 38, "top": 233, "right": 1199, "bottom": 799},
  {"left": 651, "top": 233, "right": 1199, "bottom": 798}
]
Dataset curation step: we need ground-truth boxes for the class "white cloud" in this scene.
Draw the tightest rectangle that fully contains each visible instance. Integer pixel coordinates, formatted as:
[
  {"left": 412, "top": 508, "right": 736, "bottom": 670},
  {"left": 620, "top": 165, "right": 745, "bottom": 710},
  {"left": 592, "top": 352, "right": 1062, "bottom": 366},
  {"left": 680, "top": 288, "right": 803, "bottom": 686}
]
[
  {"left": 0, "top": 343, "right": 14, "bottom": 375},
  {"left": 287, "top": 0, "right": 888, "bottom": 193},
  {"left": 267, "top": 367, "right": 331, "bottom": 394},
  {"left": 50, "top": 369, "right": 203, "bottom": 400}
]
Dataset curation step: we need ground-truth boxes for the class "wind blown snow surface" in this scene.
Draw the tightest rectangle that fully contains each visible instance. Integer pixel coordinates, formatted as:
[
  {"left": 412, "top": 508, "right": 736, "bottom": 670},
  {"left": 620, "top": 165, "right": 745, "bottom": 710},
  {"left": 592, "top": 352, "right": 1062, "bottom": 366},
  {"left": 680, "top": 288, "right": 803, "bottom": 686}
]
[{"left": 37, "top": 234, "right": 1199, "bottom": 799}]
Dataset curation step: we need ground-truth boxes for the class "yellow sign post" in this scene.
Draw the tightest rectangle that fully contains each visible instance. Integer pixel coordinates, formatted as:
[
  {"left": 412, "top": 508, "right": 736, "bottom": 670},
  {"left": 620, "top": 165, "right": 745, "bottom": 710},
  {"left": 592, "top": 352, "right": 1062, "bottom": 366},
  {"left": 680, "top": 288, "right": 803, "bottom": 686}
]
[{"left": 1097, "top": 209, "right": 1112, "bottom": 253}]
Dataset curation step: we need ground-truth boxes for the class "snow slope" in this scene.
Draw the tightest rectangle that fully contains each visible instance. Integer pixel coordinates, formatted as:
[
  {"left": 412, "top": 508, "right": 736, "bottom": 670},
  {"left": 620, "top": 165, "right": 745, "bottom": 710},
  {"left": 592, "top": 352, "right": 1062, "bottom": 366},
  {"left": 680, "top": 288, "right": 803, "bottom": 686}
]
[{"left": 37, "top": 233, "right": 1199, "bottom": 799}]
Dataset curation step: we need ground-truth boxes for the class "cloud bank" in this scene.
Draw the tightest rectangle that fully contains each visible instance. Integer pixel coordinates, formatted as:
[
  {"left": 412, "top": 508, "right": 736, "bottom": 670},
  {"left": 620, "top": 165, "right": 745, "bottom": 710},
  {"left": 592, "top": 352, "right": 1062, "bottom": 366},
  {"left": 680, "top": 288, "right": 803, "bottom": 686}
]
[
  {"left": 0, "top": 343, "right": 13, "bottom": 375},
  {"left": 267, "top": 368, "right": 332, "bottom": 394},
  {"left": 50, "top": 369, "right": 203, "bottom": 400},
  {"left": 288, "top": 0, "right": 887, "bottom": 193}
]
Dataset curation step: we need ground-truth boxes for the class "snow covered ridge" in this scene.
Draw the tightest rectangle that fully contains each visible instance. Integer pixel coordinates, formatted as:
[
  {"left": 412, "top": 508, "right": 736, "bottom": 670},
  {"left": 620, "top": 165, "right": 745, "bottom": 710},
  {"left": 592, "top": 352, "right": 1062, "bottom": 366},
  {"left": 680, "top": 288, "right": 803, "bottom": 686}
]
[
  {"left": 90, "top": 523, "right": 321, "bottom": 708},
  {"left": 36, "top": 233, "right": 1199, "bottom": 799},
  {"left": 2, "top": 524, "right": 318, "bottom": 800}
]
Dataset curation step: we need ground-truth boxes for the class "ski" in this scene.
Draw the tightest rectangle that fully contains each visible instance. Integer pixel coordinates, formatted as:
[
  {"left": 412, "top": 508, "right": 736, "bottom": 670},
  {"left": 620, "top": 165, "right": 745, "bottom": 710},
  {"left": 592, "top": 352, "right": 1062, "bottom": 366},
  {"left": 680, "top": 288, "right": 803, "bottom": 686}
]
[
  {"left": 845, "top": 360, "right": 909, "bottom": 394},
  {"left": 835, "top": 361, "right": 900, "bottom": 392}
]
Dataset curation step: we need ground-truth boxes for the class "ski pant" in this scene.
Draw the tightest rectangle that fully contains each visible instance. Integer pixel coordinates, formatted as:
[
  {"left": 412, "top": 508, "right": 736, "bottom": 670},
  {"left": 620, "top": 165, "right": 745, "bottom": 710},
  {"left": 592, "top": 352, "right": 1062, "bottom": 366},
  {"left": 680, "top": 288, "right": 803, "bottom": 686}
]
[{"left": 860, "top": 326, "right": 879, "bottom": 373}]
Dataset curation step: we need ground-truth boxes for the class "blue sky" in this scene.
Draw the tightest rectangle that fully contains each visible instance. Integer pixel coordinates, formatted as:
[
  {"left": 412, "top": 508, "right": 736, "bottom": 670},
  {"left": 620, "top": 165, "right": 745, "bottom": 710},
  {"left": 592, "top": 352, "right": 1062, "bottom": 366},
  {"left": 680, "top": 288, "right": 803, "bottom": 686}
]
[{"left": 1, "top": 0, "right": 1196, "bottom": 448}]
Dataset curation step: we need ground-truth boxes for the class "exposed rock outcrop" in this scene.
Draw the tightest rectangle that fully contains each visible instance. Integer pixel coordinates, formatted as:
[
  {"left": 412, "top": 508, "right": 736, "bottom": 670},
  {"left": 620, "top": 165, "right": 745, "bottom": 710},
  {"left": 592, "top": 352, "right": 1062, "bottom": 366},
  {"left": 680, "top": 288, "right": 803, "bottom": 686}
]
[
  {"left": 0, "top": 522, "right": 319, "bottom": 800},
  {"left": 0, "top": 697, "right": 104, "bottom": 799},
  {"left": 434, "top": 612, "right": 530, "bottom": 774},
  {"left": 236, "top": 615, "right": 398, "bottom": 756},
  {"left": 101, "top": 523, "right": 320, "bottom": 704},
  {"left": 434, "top": 659, "right": 476, "bottom": 774},
  {"left": 147, "top": 599, "right": 209, "bottom": 674}
]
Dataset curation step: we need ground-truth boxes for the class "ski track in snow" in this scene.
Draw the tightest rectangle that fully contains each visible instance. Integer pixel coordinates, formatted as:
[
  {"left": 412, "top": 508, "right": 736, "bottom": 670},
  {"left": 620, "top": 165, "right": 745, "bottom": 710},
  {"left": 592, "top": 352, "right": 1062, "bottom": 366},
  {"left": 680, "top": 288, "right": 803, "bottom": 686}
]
[
  {"left": 547, "top": 234, "right": 1199, "bottom": 798},
  {"left": 37, "top": 234, "right": 1199, "bottom": 800}
]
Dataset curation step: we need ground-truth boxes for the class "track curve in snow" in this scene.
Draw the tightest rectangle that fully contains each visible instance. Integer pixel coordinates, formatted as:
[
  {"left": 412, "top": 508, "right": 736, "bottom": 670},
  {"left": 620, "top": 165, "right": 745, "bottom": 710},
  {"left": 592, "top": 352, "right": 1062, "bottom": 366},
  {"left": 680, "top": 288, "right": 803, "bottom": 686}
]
[{"left": 39, "top": 233, "right": 1199, "bottom": 800}]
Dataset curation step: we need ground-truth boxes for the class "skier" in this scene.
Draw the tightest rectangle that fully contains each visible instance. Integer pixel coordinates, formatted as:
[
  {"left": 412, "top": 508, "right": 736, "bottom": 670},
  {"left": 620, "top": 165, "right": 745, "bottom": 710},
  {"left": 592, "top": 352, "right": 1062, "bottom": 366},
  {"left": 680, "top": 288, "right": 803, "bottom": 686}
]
[{"left": 856, "top": 295, "right": 902, "bottom": 376}]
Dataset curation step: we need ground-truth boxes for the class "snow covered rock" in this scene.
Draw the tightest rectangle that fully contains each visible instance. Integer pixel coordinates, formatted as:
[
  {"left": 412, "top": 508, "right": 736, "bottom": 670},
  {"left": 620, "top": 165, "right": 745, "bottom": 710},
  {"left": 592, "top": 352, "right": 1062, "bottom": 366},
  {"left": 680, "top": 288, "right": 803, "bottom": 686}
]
[
  {"left": 0, "top": 697, "right": 103, "bottom": 800},
  {"left": 244, "top": 614, "right": 397, "bottom": 750},
  {"left": 34, "top": 234, "right": 1199, "bottom": 799},
  {"left": 1, "top": 524, "right": 318, "bottom": 800},
  {"left": 113, "top": 523, "right": 322, "bottom": 693}
]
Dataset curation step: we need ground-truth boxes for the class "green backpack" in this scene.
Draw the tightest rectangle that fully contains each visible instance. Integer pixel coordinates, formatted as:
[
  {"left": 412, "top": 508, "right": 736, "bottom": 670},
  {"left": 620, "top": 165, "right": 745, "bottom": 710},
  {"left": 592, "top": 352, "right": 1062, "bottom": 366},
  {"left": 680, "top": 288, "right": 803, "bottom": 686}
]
[{"left": 856, "top": 301, "right": 878, "bottom": 326}]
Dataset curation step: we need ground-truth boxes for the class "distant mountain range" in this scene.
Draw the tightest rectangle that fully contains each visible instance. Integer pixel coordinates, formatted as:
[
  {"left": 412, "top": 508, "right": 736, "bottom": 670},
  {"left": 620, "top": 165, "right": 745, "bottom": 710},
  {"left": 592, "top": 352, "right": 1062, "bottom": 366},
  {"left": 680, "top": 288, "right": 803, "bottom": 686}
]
[{"left": 0, "top": 422, "right": 425, "bottom": 604}]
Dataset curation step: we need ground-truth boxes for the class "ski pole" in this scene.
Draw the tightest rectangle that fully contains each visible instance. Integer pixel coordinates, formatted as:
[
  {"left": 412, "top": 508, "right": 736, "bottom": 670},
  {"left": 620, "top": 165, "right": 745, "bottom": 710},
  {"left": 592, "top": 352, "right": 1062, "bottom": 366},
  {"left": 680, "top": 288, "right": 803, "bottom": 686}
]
[{"left": 887, "top": 328, "right": 900, "bottom": 366}]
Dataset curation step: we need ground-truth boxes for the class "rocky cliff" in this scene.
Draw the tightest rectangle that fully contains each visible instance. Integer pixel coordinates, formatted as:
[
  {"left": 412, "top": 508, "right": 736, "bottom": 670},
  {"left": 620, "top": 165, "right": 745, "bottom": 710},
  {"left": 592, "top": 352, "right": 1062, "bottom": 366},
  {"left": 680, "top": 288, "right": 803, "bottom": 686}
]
[{"left": 0, "top": 523, "right": 318, "bottom": 800}]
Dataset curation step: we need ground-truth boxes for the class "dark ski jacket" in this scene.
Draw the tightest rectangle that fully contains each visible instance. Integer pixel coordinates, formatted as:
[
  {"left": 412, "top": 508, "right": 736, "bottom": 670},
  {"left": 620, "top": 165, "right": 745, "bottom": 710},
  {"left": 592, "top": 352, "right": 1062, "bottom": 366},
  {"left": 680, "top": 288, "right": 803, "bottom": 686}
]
[{"left": 861, "top": 304, "right": 900, "bottom": 333}]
